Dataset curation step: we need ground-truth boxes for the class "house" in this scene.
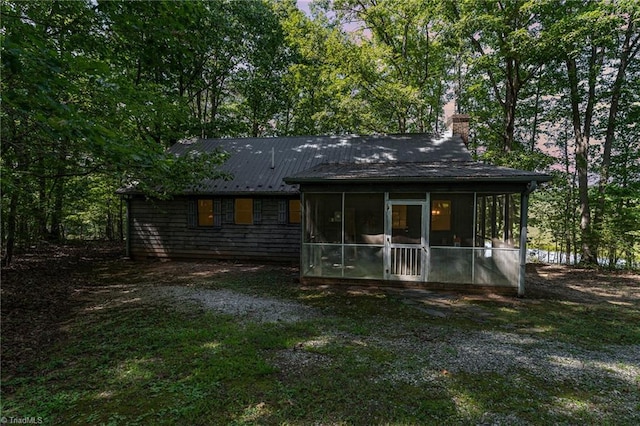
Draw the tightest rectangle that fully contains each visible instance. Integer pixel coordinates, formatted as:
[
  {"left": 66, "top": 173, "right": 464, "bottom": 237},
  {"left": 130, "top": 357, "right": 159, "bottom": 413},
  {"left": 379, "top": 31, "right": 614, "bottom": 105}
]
[{"left": 120, "top": 116, "right": 551, "bottom": 295}]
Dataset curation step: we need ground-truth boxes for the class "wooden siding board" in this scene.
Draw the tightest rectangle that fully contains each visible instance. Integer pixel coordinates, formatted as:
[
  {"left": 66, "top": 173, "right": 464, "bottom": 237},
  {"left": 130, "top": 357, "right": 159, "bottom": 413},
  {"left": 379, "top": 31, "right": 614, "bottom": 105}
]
[{"left": 129, "top": 197, "right": 301, "bottom": 262}]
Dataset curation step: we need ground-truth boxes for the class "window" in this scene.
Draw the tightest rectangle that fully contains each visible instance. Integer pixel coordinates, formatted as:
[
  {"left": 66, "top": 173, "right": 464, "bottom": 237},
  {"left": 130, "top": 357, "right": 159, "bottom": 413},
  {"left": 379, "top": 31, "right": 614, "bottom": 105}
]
[
  {"left": 431, "top": 199, "right": 451, "bottom": 231},
  {"left": 191, "top": 198, "right": 221, "bottom": 227},
  {"left": 198, "top": 200, "right": 214, "bottom": 226},
  {"left": 235, "top": 198, "right": 253, "bottom": 224},
  {"left": 289, "top": 199, "right": 301, "bottom": 224},
  {"left": 278, "top": 199, "right": 302, "bottom": 224},
  {"left": 392, "top": 205, "right": 408, "bottom": 229}
]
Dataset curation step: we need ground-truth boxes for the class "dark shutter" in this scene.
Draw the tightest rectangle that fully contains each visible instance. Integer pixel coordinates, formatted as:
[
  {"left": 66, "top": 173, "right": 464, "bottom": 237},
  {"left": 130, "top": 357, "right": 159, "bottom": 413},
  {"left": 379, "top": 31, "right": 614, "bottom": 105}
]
[
  {"left": 224, "top": 199, "right": 234, "bottom": 223},
  {"left": 278, "top": 200, "right": 287, "bottom": 224},
  {"left": 253, "top": 199, "right": 262, "bottom": 224},
  {"left": 187, "top": 199, "right": 197, "bottom": 228},
  {"left": 214, "top": 198, "right": 222, "bottom": 227}
]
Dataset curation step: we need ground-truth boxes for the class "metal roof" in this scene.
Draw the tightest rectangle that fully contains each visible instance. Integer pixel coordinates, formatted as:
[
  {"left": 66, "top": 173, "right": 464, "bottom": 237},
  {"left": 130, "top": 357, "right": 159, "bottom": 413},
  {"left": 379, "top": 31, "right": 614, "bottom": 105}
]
[
  {"left": 122, "top": 133, "right": 550, "bottom": 195},
  {"left": 284, "top": 162, "right": 552, "bottom": 184}
]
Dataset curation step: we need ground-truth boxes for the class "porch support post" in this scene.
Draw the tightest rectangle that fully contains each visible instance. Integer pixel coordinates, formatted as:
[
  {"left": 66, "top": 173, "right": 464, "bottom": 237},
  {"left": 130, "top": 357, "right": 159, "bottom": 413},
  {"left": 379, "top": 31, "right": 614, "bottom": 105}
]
[
  {"left": 472, "top": 192, "right": 477, "bottom": 284},
  {"left": 300, "top": 192, "right": 305, "bottom": 282},
  {"left": 518, "top": 181, "right": 537, "bottom": 297},
  {"left": 383, "top": 192, "right": 390, "bottom": 280}
]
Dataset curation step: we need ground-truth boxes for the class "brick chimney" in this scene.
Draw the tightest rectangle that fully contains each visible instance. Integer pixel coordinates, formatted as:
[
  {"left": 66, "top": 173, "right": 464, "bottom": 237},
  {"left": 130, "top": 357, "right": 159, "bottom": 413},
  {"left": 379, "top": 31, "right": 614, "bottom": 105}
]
[{"left": 451, "top": 114, "right": 470, "bottom": 146}]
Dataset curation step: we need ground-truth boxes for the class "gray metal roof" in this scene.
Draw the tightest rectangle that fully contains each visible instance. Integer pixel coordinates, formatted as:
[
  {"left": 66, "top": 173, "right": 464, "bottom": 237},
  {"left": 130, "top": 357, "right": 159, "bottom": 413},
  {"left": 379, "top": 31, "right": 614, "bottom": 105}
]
[
  {"left": 124, "top": 133, "right": 549, "bottom": 195},
  {"left": 284, "top": 162, "right": 552, "bottom": 184}
]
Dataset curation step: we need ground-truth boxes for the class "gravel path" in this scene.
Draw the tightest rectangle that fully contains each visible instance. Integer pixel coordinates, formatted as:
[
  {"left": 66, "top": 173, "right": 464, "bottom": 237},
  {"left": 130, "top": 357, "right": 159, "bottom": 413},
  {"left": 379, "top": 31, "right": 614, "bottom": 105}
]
[
  {"left": 271, "top": 327, "right": 639, "bottom": 423},
  {"left": 154, "top": 286, "right": 319, "bottom": 323},
  {"left": 152, "top": 285, "right": 638, "bottom": 386},
  {"left": 150, "top": 283, "right": 639, "bottom": 422},
  {"left": 373, "top": 330, "right": 640, "bottom": 385}
]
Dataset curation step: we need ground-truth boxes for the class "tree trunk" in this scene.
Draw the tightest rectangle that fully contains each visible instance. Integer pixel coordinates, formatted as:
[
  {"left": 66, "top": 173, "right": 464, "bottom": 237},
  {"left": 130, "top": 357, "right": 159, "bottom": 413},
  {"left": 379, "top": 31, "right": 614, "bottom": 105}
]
[
  {"left": 566, "top": 56, "right": 597, "bottom": 264},
  {"left": 564, "top": 129, "right": 573, "bottom": 265},
  {"left": 2, "top": 190, "right": 19, "bottom": 267},
  {"left": 49, "top": 177, "right": 65, "bottom": 242},
  {"left": 503, "top": 59, "right": 518, "bottom": 152},
  {"left": 252, "top": 103, "right": 260, "bottom": 137},
  {"left": 593, "top": 15, "right": 639, "bottom": 244},
  {"left": 36, "top": 156, "right": 49, "bottom": 239},
  {"left": 530, "top": 74, "right": 542, "bottom": 152},
  {"left": 397, "top": 112, "right": 406, "bottom": 134}
]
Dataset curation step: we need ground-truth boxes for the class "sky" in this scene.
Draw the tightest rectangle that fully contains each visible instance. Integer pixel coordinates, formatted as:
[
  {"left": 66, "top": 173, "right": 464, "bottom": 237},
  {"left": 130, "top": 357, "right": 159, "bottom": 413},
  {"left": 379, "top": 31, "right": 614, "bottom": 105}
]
[{"left": 296, "top": 0, "right": 312, "bottom": 15}]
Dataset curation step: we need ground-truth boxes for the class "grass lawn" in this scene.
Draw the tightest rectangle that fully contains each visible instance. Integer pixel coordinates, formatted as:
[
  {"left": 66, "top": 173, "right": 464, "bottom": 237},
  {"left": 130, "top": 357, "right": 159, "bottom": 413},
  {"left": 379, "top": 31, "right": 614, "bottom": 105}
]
[{"left": 1, "top": 249, "right": 639, "bottom": 425}]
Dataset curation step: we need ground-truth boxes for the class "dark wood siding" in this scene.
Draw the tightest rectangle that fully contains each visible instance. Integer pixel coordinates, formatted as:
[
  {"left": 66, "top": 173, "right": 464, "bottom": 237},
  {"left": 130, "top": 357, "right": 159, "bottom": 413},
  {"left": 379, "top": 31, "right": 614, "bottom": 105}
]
[{"left": 128, "top": 196, "right": 300, "bottom": 262}]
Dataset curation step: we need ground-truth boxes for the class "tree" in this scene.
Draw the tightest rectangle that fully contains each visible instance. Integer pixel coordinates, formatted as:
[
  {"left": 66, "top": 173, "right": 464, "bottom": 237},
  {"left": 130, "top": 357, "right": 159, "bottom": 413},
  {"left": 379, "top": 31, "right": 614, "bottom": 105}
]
[
  {"left": 277, "top": 1, "right": 364, "bottom": 134},
  {"left": 230, "top": 1, "right": 294, "bottom": 137},
  {"left": 444, "top": 0, "right": 551, "bottom": 160},
  {"left": 592, "top": 4, "right": 640, "bottom": 258},
  {"left": 541, "top": 0, "right": 639, "bottom": 264},
  {"left": 333, "top": 0, "right": 449, "bottom": 133},
  {"left": 1, "top": 0, "right": 228, "bottom": 265},
  {"left": 2, "top": 0, "right": 638, "bottom": 268}
]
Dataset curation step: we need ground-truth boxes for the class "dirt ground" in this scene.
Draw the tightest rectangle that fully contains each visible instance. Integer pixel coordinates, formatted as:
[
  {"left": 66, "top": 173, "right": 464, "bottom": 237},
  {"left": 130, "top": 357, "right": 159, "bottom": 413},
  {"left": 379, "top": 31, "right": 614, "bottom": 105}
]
[{"left": 2, "top": 242, "right": 639, "bottom": 381}]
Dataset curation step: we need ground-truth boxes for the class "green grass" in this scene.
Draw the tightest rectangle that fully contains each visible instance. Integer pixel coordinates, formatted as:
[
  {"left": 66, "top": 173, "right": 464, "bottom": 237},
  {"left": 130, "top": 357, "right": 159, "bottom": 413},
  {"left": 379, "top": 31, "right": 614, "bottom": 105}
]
[
  {"left": 474, "top": 300, "right": 640, "bottom": 346},
  {"left": 2, "top": 265, "right": 639, "bottom": 425}
]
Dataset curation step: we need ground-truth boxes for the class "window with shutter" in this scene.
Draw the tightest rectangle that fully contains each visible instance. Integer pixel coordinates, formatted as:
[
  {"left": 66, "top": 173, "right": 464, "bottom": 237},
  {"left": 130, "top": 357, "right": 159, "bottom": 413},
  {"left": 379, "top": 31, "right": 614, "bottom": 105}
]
[{"left": 191, "top": 198, "right": 222, "bottom": 228}]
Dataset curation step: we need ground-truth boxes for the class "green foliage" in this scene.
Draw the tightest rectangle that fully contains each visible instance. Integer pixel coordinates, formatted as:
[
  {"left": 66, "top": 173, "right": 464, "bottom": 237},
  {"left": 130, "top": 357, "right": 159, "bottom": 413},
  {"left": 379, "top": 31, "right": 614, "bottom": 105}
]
[
  {"left": 1, "top": 0, "right": 638, "bottom": 264},
  {"left": 0, "top": 0, "right": 268, "bottom": 255}
]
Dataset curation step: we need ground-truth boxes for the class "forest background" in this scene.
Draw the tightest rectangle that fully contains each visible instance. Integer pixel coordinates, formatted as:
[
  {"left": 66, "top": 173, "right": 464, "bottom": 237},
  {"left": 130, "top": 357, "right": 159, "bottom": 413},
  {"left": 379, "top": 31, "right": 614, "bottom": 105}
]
[{"left": 2, "top": 0, "right": 639, "bottom": 268}]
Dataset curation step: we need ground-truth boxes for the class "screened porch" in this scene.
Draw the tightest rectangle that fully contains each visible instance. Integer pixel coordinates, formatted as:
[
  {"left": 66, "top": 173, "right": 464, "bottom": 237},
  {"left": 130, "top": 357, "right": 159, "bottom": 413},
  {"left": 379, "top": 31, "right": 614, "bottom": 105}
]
[{"left": 301, "top": 192, "right": 524, "bottom": 289}]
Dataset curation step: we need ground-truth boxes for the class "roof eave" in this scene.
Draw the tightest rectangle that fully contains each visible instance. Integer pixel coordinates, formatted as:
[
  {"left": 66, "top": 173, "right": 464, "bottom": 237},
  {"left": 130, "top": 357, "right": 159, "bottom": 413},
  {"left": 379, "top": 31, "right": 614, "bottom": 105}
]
[{"left": 285, "top": 175, "right": 553, "bottom": 185}]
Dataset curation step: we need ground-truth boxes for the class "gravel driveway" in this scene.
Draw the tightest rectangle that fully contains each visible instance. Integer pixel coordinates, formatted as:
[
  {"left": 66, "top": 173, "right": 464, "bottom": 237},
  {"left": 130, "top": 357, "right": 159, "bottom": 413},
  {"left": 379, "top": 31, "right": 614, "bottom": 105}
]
[
  {"left": 135, "top": 262, "right": 640, "bottom": 424},
  {"left": 149, "top": 282, "right": 639, "bottom": 423}
]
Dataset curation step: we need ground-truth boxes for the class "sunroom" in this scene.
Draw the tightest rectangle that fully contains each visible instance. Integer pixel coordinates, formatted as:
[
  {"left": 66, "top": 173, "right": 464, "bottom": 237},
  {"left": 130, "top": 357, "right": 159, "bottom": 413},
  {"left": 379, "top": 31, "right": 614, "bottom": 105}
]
[{"left": 285, "top": 162, "right": 550, "bottom": 295}]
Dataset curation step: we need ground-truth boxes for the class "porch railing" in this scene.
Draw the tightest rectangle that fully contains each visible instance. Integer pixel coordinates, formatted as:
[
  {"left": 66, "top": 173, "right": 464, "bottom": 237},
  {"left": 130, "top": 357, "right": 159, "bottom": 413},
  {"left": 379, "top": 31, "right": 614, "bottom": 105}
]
[
  {"left": 302, "top": 243, "right": 520, "bottom": 287},
  {"left": 390, "top": 246, "right": 422, "bottom": 276}
]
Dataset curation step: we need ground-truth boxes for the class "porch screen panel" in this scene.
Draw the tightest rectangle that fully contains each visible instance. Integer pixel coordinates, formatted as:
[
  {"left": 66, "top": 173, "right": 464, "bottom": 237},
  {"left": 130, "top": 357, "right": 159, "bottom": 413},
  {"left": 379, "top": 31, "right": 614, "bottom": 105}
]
[
  {"left": 473, "top": 193, "right": 521, "bottom": 288},
  {"left": 303, "top": 194, "right": 343, "bottom": 243},
  {"left": 473, "top": 247, "right": 519, "bottom": 287},
  {"left": 429, "top": 247, "right": 473, "bottom": 283},
  {"left": 476, "top": 194, "right": 520, "bottom": 249},
  {"left": 429, "top": 194, "right": 474, "bottom": 247},
  {"left": 302, "top": 243, "right": 343, "bottom": 277},
  {"left": 343, "top": 194, "right": 384, "bottom": 279},
  {"left": 508, "top": 194, "right": 520, "bottom": 247},
  {"left": 303, "top": 193, "right": 343, "bottom": 278},
  {"left": 427, "top": 194, "right": 474, "bottom": 284}
]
